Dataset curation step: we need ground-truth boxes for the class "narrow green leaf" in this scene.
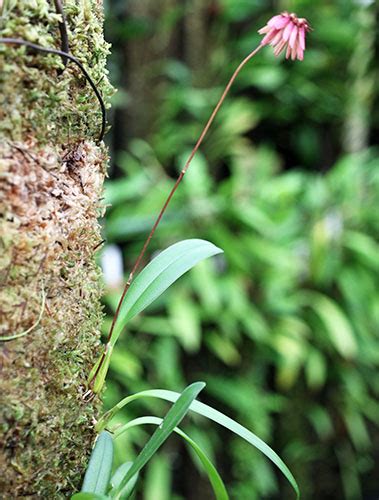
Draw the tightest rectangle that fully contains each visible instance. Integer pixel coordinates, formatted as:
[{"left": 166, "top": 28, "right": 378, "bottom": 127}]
[
  {"left": 344, "top": 231, "right": 379, "bottom": 272},
  {"left": 97, "top": 389, "right": 299, "bottom": 499},
  {"left": 81, "top": 432, "right": 113, "bottom": 495},
  {"left": 108, "top": 382, "right": 206, "bottom": 497},
  {"left": 114, "top": 416, "right": 228, "bottom": 500},
  {"left": 88, "top": 345, "right": 114, "bottom": 395},
  {"left": 111, "top": 239, "right": 223, "bottom": 346},
  {"left": 301, "top": 291, "right": 357, "bottom": 358},
  {"left": 110, "top": 462, "right": 138, "bottom": 499},
  {"left": 144, "top": 455, "right": 171, "bottom": 500},
  {"left": 72, "top": 493, "right": 109, "bottom": 500}
]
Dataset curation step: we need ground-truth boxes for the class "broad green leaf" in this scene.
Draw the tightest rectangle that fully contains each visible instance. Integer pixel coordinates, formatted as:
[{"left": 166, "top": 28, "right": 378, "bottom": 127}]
[
  {"left": 108, "top": 382, "right": 206, "bottom": 497},
  {"left": 97, "top": 389, "right": 299, "bottom": 499},
  {"left": 81, "top": 432, "right": 113, "bottom": 495},
  {"left": 111, "top": 239, "right": 223, "bottom": 346},
  {"left": 114, "top": 416, "right": 228, "bottom": 500},
  {"left": 110, "top": 462, "right": 138, "bottom": 499}
]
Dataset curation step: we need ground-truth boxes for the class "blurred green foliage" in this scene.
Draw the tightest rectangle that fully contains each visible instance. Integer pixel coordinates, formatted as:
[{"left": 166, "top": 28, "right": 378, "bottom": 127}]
[{"left": 101, "top": 1, "right": 379, "bottom": 498}]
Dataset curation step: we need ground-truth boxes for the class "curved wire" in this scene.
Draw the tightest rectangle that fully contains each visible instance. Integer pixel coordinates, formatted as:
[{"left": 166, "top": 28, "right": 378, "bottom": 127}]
[{"left": 0, "top": 37, "right": 107, "bottom": 142}]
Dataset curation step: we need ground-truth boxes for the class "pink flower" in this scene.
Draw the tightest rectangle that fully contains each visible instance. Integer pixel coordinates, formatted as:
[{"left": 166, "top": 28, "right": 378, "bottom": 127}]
[{"left": 258, "top": 12, "right": 311, "bottom": 61}]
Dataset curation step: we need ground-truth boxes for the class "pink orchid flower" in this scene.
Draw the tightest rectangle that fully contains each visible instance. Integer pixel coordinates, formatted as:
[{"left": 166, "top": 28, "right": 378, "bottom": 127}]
[{"left": 258, "top": 12, "right": 311, "bottom": 61}]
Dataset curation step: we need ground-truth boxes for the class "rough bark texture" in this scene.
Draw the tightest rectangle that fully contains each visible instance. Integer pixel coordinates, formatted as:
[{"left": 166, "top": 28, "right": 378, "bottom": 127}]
[{"left": 0, "top": 1, "right": 113, "bottom": 497}]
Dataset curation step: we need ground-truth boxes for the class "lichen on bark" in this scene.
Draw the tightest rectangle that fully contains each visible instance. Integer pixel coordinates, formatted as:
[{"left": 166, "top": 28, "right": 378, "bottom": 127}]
[{"left": 0, "top": 0, "right": 114, "bottom": 497}]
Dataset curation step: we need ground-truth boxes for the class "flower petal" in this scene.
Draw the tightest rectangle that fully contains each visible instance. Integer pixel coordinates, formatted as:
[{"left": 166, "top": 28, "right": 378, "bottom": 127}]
[
  {"left": 270, "top": 30, "right": 284, "bottom": 47},
  {"left": 289, "top": 26, "right": 299, "bottom": 49},
  {"left": 271, "top": 16, "right": 291, "bottom": 30},
  {"left": 299, "top": 26, "right": 306, "bottom": 50},
  {"left": 283, "top": 22, "right": 294, "bottom": 42},
  {"left": 274, "top": 39, "right": 287, "bottom": 56},
  {"left": 261, "top": 29, "right": 278, "bottom": 46},
  {"left": 258, "top": 26, "right": 271, "bottom": 34},
  {"left": 267, "top": 15, "right": 283, "bottom": 27},
  {"left": 286, "top": 43, "right": 292, "bottom": 60}
]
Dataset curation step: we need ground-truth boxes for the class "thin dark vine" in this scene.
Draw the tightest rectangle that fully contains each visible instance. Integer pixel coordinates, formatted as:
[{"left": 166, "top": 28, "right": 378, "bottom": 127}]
[
  {"left": 0, "top": 37, "right": 106, "bottom": 143},
  {"left": 53, "top": 0, "right": 69, "bottom": 70}
]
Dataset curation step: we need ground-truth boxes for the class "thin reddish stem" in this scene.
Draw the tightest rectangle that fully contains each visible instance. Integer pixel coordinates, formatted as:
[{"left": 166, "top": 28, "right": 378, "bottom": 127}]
[{"left": 89, "top": 43, "right": 263, "bottom": 389}]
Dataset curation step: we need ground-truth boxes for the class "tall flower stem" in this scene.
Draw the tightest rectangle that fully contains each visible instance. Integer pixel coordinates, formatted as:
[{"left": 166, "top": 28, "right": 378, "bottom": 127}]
[{"left": 87, "top": 44, "right": 263, "bottom": 395}]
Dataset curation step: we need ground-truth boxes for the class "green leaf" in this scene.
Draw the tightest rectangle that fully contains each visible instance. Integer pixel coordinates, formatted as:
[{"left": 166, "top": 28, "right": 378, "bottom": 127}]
[
  {"left": 108, "top": 382, "right": 206, "bottom": 497},
  {"left": 168, "top": 289, "right": 201, "bottom": 352},
  {"left": 72, "top": 494, "right": 109, "bottom": 500},
  {"left": 144, "top": 455, "right": 171, "bottom": 500},
  {"left": 88, "top": 345, "right": 114, "bottom": 395},
  {"left": 81, "top": 432, "right": 113, "bottom": 495},
  {"left": 305, "top": 349, "right": 327, "bottom": 390},
  {"left": 301, "top": 292, "right": 357, "bottom": 359},
  {"left": 97, "top": 389, "right": 299, "bottom": 499},
  {"left": 111, "top": 239, "right": 223, "bottom": 346},
  {"left": 344, "top": 231, "right": 379, "bottom": 272},
  {"left": 110, "top": 462, "right": 138, "bottom": 499},
  {"left": 114, "top": 416, "right": 228, "bottom": 500}
]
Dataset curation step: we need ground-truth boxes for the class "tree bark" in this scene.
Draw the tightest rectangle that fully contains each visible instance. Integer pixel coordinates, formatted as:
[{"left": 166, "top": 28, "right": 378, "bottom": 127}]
[{"left": 0, "top": 1, "right": 113, "bottom": 497}]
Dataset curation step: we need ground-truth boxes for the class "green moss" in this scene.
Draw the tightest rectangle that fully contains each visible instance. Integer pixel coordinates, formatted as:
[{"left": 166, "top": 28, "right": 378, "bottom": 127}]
[
  {"left": 0, "top": 1, "right": 114, "bottom": 494},
  {"left": 0, "top": 0, "right": 114, "bottom": 144},
  {"left": 0, "top": 140, "right": 108, "bottom": 497}
]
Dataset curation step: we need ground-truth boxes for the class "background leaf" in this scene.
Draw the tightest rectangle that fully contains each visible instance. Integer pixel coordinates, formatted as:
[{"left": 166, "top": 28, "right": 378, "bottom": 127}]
[{"left": 301, "top": 292, "right": 358, "bottom": 359}]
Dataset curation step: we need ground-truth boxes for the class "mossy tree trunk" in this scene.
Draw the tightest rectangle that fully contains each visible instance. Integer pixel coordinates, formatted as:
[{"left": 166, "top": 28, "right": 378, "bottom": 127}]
[{"left": 0, "top": 1, "right": 113, "bottom": 497}]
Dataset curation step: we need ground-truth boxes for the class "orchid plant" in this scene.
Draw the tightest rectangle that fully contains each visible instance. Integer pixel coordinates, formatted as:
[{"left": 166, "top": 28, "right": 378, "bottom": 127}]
[{"left": 76, "top": 12, "right": 311, "bottom": 500}]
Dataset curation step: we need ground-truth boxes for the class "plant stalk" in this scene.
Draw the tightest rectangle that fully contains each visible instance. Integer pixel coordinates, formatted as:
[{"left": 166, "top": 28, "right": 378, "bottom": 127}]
[{"left": 87, "top": 43, "right": 263, "bottom": 395}]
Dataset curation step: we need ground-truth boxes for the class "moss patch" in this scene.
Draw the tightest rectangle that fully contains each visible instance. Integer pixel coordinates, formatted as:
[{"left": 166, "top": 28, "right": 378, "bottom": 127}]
[
  {"left": 0, "top": 139, "right": 107, "bottom": 497},
  {"left": 0, "top": 1, "right": 113, "bottom": 495},
  {"left": 0, "top": 0, "right": 114, "bottom": 143}
]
